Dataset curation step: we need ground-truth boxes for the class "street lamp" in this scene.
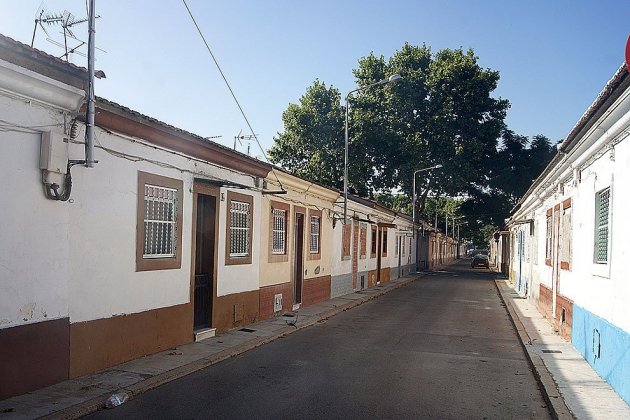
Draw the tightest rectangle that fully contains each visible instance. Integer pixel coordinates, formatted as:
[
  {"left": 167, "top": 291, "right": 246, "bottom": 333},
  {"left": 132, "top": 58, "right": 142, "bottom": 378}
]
[
  {"left": 343, "top": 73, "right": 402, "bottom": 224},
  {"left": 412, "top": 164, "right": 443, "bottom": 237}
]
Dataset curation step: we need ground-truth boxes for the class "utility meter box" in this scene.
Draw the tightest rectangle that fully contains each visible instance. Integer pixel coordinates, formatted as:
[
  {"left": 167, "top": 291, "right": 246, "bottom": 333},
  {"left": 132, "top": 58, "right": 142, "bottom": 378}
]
[{"left": 40, "top": 131, "right": 68, "bottom": 174}]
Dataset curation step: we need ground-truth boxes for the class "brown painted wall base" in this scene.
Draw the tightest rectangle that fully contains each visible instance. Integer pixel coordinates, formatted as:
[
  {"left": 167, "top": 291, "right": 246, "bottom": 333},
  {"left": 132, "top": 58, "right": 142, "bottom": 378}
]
[
  {"left": 69, "top": 303, "right": 192, "bottom": 378},
  {"left": 302, "top": 275, "right": 331, "bottom": 307},
  {"left": 537, "top": 284, "right": 573, "bottom": 341},
  {"left": 538, "top": 284, "right": 554, "bottom": 320},
  {"left": 556, "top": 294, "right": 573, "bottom": 341},
  {"left": 0, "top": 318, "right": 70, "bottom": 400},
  {"left": 213, "top": 289, "right": 260, "bottom": 332},
  {"left": 379, "top": 267, "right": 391, "bottom": 283},
  {"left": 259, "top": 282, "right": 293, "bottom": 320}
]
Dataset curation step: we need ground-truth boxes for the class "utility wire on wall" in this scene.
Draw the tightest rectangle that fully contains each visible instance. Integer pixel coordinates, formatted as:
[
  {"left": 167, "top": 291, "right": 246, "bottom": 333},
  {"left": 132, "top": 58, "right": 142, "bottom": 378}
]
[{"left": 181, "top": 0, "right": 285, "bottom": 192}]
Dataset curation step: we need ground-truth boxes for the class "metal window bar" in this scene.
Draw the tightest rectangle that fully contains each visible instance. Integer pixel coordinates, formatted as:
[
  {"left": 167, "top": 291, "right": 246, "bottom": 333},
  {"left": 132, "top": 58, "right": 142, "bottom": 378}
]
[
  {"left": 230, "top": 201, "right": 250, "bottom": 257},
  {"left": 310, "top": 216, "right": 320, "bottom": 253},
  {"left": 272, "top": 208, "right": 286, "bottom": 254},
  {"left": 143, "top": 184, "right": 177, "bottom": 258}
]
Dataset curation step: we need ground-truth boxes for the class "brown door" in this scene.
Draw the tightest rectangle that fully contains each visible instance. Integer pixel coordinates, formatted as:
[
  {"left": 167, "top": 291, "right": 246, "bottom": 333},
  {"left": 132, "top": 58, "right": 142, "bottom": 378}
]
[
  {"left": 193, "top": 193, "right": 216, "bottom": 330},
  {"left": 294, "top": 213, "right": 304, "bottom": 305}
]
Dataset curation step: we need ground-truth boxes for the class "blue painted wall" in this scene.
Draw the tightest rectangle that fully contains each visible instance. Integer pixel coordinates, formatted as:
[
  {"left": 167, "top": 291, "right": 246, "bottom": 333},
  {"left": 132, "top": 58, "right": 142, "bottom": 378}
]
[{"left": 572, "top": 305, "right": 630, "bottom": 405}]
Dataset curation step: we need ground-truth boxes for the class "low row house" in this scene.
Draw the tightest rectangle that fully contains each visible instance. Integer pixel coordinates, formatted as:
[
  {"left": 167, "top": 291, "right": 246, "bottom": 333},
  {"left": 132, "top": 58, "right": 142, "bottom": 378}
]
[
  {"left": 0, "top": 34, "right": 458, "bottom": 400},
  {"left": 503, "top": 64, "right": 630, "bottom": 404}
]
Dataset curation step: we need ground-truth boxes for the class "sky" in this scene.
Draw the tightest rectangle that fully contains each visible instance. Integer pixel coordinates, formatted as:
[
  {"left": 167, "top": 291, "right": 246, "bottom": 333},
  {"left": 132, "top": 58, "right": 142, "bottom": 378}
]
[{"left": 1, "top": 1, "right": 629, "bottom": 158}]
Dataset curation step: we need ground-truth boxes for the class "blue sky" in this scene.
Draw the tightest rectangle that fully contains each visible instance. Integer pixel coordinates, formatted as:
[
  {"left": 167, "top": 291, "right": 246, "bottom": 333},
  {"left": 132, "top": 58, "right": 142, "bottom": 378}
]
[{"left": 1, "top": 1, "right": 628, "bottom": 157}]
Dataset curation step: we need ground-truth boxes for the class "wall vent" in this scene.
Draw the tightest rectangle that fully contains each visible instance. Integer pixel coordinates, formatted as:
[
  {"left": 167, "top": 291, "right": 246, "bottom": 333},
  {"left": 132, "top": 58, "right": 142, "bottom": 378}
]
[{"left": 274, "top": 294, "right": 283, "bottom": 312}]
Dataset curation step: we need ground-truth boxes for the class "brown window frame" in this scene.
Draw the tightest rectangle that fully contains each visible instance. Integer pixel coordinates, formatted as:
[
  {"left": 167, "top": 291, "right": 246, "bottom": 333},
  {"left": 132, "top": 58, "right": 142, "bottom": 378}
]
[
  {"left": 381, "top": 228, "right": 388, "bottom": 257},
  {"left": 225, "top": 191, "right": 254, "bottom": 266},
  {"left": 269, "top": 200, "right": 290, "bottom": 263},
  {"left": 360, "top": 223, "right": 367, "bottom": 259},
  {"left": 342, "top": 223, "right": 352, "bottom": 260},
  {"left": 136, "top": 171, "right": 184, "bottom": 272},
  {"left": 307, "top": 208, "right": 322, "bottom": 260},
  {"left": 370, "top": 225, "right": 377, "bottom": 258}
]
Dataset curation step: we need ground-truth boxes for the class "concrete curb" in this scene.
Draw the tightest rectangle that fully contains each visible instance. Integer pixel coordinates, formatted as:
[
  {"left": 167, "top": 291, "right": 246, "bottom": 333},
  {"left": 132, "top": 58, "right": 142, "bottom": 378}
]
[
  {"left": 494, "top": 279, "right": 573, "bottom": 420},
  {"left": 43, "top": 273, "right": 423, "bottom": 419}
]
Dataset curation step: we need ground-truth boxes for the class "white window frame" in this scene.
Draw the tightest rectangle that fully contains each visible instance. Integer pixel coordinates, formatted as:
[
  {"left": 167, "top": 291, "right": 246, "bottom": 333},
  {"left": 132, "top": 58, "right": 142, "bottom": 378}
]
[{"left": 594, "top": 187, "right": 610, "bottom": 264}]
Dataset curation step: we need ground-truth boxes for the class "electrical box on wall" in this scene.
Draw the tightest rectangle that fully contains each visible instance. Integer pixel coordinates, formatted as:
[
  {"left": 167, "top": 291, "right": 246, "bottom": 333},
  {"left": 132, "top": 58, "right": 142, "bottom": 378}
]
[
  {"left": 40, "top": 131, "right": 68, "bottom": 174},
  {"left": 274, "top": 294, "right": 282, "bottom": 312}
]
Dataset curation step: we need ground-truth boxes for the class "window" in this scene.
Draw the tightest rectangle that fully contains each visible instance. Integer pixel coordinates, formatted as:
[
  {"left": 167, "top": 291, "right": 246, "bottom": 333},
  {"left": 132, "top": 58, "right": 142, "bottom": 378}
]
[
  {"left": 401, "top": 235, "right": 406, "bottom": 256},
  {"left": 226, "top": 191, "right": 253, "bottom": 265},
  {"left": 273, "top": 209, "right": 287, "bottom": 253},
  {"left": 342, "top": 223, "right": 351, "bottom": 259},
  {"left": 308, "top": 209, "right": 322, "bottom": 260},
  {"left": 310, "top": 216, "right": 320, "bottom": 252},
  {"left": 360, "top": 223, "right": 367, "bottom": 258},
  {"left": 560, "top": 199, "right": 572, "bottom": 270},
  {"left": 370, "top": 225, "right": 377, "bottom": 258},
  {"left": 382, "top": 229, "right": 388, "bottom": 257},
  {"left": 545, "top": 209, "right": 553, "bottom": 266},
  {"left": 136, "top": 171, "right": 183, "bottom": 272},
  {"left": 594, "top": 188, "right": 610, "bottom": 264},
  {"left": 395, "top": 235, "right": 399, "bottom": 256},
  {"left": 269, "top": 200, "right": 289, "bottom": 262}
]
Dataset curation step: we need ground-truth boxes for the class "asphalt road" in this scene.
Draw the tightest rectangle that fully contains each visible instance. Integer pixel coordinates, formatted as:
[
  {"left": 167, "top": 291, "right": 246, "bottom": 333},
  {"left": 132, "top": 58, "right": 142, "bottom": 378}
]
[{"left": 87, "top": 261, "right": 551, "bottom": 419}]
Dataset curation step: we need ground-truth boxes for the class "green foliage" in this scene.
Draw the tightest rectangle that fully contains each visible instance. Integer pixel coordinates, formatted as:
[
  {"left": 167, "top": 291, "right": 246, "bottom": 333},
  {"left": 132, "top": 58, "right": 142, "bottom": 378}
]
[
  {"left": 373, "top": 192, "right": 412, "bottom": 214},
  {"left": 458, "top": 132, "right": 555, "bottom": 242},
  {"left": 268, "top": 80, "right": 345, "bottom": 189},
  {"left": 270, "top": 43, "right": 509, "bottom": 205}
]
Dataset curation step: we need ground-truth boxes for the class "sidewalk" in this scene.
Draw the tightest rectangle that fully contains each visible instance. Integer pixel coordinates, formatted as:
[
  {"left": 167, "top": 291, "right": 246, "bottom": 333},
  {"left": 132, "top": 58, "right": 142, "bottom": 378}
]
[
  {"left": 0, "top": 273, "right": 423, "bottom": 419},
  {"left": 495, "top": 279, "right": 630, "bottom": 420}
]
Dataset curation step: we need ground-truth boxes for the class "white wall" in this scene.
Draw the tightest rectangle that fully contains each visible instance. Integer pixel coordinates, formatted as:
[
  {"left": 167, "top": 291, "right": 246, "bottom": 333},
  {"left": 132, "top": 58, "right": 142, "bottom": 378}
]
[
  {"left": 511, "top": 86, "right": 630, "bottom": 333},
  {"left": 216, "top": 187, "right": 261, "bottom": 296},
  {"left": 0, "top": 95, "right": 70, "bottom": 328}
]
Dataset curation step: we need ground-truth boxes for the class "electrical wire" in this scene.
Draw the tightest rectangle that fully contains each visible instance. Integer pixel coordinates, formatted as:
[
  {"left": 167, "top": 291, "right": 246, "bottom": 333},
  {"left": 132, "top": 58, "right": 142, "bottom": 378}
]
[{"left": 181, "top": 0, "right": 285, "bottom": 192}]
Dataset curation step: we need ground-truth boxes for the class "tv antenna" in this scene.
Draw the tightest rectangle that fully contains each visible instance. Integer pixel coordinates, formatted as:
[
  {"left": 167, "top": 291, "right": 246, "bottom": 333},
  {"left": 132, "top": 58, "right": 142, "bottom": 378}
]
[
  {"left": 234, "top": 130, "right": 258, "bottom": 155},
  {"left": 31, "top": 3, "right": 104, "bottom": 62}
]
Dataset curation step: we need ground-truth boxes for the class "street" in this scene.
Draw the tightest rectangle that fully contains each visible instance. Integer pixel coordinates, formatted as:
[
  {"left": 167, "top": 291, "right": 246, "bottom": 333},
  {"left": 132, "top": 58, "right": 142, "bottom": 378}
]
[{"left": 87, "top": 261, "right": 551, "bottom": 419}]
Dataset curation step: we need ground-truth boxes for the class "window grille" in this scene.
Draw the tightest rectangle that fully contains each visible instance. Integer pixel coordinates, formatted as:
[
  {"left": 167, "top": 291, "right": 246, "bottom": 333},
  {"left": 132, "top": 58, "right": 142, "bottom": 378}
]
[
  {"left": 594, "top": 188, "right": 610, "bottom": 264},
  {"left": 395, "top": 235, "right": 399, "bottom": 256},
  {"left": 143, "top": 184, "right": 178, "bottom": 258},
  {"left": 310, "top": 216, "right": 320, "bottom": 253},
  {"left": 272, "top": 208, "right": 286, "bottom": 254},
  {"left": 382, "top": 229, "right": 388, "bottom": 256},
  {"left": 230, "top": 200, "right": 250, "bottom": 257}
]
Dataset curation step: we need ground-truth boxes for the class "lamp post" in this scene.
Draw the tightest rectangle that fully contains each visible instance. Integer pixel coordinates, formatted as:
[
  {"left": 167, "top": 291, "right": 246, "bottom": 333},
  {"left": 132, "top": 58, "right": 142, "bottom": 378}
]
[
  {"left": 343, "top": 73, "right": 402, "bottom": 224},
  {"left": 412, "top": 164, "right": 442, "bottom": 238}
]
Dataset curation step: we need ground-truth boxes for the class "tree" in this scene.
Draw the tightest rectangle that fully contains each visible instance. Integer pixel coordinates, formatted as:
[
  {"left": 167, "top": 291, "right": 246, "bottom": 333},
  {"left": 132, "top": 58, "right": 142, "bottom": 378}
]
[
  {"left": 352, "top": 45, "right": 509, "bottom": 213},
  {"left": 269, "top": 43, "right": 510, "bottom": 207},
  {"left": 458, "top": 132, "right": 555, "bottom": 242},
  {"left": 268, "top": 80, "right": 345, "bottom": 189}
]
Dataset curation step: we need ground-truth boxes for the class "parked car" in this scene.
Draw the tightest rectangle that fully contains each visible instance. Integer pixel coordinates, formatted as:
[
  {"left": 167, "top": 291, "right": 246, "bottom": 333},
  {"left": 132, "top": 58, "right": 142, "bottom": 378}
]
[{"left": 471, "top": 254, "right": 489, "bottom": 268}]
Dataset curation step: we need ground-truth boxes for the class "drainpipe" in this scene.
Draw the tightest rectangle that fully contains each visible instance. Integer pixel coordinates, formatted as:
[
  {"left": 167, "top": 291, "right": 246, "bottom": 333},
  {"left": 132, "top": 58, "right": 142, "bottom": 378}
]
[{"left": 85, "top": 0, "right": 96, "bottom": 167}]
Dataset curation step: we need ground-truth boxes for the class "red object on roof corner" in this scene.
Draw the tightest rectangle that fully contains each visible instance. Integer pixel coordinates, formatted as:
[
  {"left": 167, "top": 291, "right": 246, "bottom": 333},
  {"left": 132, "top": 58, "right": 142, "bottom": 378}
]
[{"left": 626, "top": 34, "right": 630, "bottom": 72}]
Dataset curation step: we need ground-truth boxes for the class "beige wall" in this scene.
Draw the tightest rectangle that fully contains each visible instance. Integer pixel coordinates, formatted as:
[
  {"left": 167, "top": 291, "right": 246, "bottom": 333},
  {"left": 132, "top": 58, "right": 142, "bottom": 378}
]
[{"left": 259, "top": 172, "right": 338, "bottom": 288}]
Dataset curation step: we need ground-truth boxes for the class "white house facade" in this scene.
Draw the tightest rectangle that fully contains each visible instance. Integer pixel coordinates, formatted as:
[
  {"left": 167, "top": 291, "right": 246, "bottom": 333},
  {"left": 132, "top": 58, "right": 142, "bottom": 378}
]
[{"left": 507, "top": 64, "right": 630, "bottom": 404}]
